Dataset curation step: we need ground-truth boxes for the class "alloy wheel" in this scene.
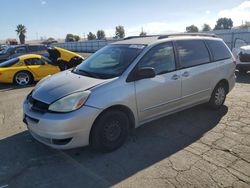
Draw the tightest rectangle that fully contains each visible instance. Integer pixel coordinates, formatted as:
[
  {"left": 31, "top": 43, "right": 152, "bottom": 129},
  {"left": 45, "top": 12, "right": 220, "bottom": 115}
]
[
  {"left": 214, "top": 87, "right": 225, "bottom": 106},
  {"left": 15, "top": 72, "right": 30, "bottom": 85}
]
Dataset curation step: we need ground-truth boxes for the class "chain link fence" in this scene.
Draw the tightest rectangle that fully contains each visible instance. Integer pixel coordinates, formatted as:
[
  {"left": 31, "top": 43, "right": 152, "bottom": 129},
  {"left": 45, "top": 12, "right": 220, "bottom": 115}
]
[
  {"left": 52, "top": 39, "right": 121, "bottom": 53},
  {"left": 53, "top": 28, "right": 250, "bottom": 53},
  {"left": 209, "top": 28, "right": 250, "bottom": 50}
]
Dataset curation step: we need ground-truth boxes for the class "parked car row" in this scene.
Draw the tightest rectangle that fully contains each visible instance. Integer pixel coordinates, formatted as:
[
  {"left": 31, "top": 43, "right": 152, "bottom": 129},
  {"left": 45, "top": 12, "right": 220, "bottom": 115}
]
[{"left": 0, "top": 44, "right": 48, "bottom": 63}]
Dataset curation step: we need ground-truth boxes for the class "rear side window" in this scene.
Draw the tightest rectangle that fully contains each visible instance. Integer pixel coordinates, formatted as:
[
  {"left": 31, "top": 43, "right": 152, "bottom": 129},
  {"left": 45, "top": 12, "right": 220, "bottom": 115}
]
[
  {"left": 206, "top": 40, "right": 232, "bottom": 61},
  {"left": 41, "top": 56, "right": 53, "bottom": 65},
  {"left": 15, "top": 47, "right": 26, "bottom": 54},
  {"left": 25, "top": 58, "right": 45, "bottom": 65},
  {"left": 28, "top": 46, "right": 39, "bottom": 51},
  {"left": 139, "top": 42, "right": 176, "bottom": 75},
  {"left": 28, "top": 45, "right": 47, "bottom": 51},
  {"left": 39, "top": 45, "right": 47, "bottom": 51},
  {"left": 176, "top": 40, "right": 210, "bottom": 68}
]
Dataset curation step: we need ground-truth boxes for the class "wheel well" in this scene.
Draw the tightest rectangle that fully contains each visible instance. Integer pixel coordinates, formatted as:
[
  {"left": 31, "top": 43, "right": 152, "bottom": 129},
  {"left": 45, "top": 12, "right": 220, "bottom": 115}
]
[
  {"left": 13, "top": 70, "right": 34, "bottom": 83},
  {"left": 89, "top": 105, "right": 136, "bottom": 143},
  {"left": 216, "top": 79, "right": 229, "bottom": 94}
]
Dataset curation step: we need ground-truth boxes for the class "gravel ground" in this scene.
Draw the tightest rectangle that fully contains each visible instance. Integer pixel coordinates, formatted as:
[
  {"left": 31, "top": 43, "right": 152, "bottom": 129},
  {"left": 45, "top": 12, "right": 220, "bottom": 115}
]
[{"left": 0, "top": 72, "right": 249, "bottom": 188}]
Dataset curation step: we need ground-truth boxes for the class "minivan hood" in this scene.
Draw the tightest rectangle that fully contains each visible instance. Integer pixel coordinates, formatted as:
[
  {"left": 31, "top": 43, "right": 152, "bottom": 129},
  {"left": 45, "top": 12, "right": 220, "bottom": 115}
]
[{"left": 32, "top": 70, "right": 110, "bottom": 104}]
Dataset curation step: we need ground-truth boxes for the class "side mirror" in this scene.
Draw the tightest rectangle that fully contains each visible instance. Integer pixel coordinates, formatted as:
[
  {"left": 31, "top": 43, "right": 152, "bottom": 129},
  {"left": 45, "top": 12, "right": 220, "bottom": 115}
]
[{"left": 137, "top": 67, "right": 156, "bottom": 80}]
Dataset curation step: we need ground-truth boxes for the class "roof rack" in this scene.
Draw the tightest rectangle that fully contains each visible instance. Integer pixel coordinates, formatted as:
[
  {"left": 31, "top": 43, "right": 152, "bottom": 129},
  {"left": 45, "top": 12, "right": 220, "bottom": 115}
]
[
  {"left": 158, "top": 33, "right": 218, "bottom": 39},
  {"left": 123, "top": 35, "right": 160, "bottom": 40}
]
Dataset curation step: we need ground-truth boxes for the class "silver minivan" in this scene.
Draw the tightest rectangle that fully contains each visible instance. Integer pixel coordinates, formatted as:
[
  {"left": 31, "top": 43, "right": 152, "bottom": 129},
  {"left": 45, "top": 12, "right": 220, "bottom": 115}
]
[{"left": 23, "top": 34, "right": 236, "bottom": 152}]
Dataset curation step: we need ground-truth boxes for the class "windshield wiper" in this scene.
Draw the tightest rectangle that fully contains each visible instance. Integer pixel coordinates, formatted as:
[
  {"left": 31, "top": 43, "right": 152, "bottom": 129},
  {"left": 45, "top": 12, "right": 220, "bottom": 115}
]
[{"left": 77, "top": 69, "right": 100, "bottom": 78}]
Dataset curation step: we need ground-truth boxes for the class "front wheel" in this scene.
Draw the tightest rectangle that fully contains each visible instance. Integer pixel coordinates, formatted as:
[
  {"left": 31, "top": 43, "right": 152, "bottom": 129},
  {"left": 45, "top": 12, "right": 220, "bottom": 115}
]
[
  {"left": 14, "top": 71, "right": 33, "bottom": 86},
  {"left": 90, "top": 110, "right": 129, "bottom": 152},
  {"left": 208, "top": 83, "right": 227, "bottom": 109}
]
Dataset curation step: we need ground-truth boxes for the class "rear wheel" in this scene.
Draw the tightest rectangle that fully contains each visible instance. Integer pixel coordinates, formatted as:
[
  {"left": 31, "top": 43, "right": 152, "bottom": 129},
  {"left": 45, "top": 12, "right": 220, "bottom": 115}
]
[
  {"left": 208, "top": 83, "right": 227, "bottom": 109},
  {"left": 90, "top": 110, "right": 129, "bottom": 152},
  {"left": 14, "top": 71, "right": 33, "bottom": 86}
]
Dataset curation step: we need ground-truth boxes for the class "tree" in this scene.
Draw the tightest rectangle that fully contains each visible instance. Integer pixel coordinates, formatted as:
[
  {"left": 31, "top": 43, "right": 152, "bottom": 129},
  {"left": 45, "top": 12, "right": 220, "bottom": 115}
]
[
  {"left": 65, "top": 33, "right": 74, "bottom": 42},
  {"left": 97, "top": 30, "right": 106, "bottom": 40},
  {"left": 87, "top": 32, "right": 96, "bottom": 40},
  {"left": 214, "top": 18, "right": 233, "bottom": 30},
  {"left": 139, "top": 31, "right": 147, "bottom": 36},
  {"left": 202, "top": 24, "right": 211, "bottom": 32},
  {"left": 16, "top": 24, "right": 27, "bottom": 44},
  {"left": 74, "top": 35, "right": 80, "bottom": 41},
  {"left": 238, "top": 21, "right": 250, "bottom": 29},
  {"left": 186, "top": 25, "right": 199, "bottom": 32},
  {"left": 47, "top": 37, "right": 55, "bottom": 41},
  {"left": 115, "top": 25, "right": 125, "bottom": 39}
]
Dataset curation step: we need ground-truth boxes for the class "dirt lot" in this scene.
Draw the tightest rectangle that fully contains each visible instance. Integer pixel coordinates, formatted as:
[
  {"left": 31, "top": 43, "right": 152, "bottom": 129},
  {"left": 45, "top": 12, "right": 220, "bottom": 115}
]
[{"left": 0, "top": 72, "right": 250, "bottom": 188}]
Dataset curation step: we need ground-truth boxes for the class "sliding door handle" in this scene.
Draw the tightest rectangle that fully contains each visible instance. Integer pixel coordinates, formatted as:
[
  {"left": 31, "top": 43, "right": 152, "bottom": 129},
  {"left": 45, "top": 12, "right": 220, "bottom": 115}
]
[
  {"left": 171, "top": 74, "right": 180, "bottom": 80},
  {"left": 182, "top": 71, "right": 189, "bottom": 77}
]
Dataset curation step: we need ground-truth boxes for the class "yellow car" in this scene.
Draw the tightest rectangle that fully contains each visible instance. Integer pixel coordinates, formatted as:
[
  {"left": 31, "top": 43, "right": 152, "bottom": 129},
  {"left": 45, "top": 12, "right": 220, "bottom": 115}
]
[
  {"left": 0, "top": 54, "right": 61, "bottom": 85},
  {"left": 0, "top": 47, "right": 84, "bottom": 86},
  {"left": 47, "top": 47, "right": 84, "bottom": 70}
]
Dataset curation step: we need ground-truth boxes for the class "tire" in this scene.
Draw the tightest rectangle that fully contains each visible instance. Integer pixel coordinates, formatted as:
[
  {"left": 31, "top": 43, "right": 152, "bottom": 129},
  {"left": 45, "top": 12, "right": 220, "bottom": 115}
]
[
  {"left": 90, "top": 110, "right": 129, "bottom": 152},
  {"left": 208, "top": 83, "right": 227, "bottom": 109},
  {"left": 14, "top": 71, "right": 33, "bottom": 86}
]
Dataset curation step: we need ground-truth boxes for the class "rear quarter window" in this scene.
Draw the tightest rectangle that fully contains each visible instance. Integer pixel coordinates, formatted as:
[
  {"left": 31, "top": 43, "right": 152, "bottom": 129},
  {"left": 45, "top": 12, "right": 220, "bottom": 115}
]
[
  {"left": 28, "top": 46, "right": 39, "bottom": 51},
  {"left": 39, "top": 45, "right": 47, "bottom": 51},
  {"left": 176, "top": 40, "right": 210, "bottom": 68},
  {"left": 206, "top": 40, "right": 232, "bottom": 61},
  {"left": 28, "top": 45, "right": 46, "bottom": 52},
  {"left": 15, "top": 47, "right": 26, "bottom": 54}
]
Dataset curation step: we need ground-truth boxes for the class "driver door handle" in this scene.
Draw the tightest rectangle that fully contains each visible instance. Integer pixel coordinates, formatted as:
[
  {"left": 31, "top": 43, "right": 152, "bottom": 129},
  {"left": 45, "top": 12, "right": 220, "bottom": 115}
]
[{"left": 171, "top": 74, "right": 180, "bottom": 80}]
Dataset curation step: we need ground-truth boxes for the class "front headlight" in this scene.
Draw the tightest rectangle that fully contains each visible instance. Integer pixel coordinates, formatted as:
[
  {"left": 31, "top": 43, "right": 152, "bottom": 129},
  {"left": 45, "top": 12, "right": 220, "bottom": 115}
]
[{"left": 48, "top": 91, "right": 91, "bottom": 112}]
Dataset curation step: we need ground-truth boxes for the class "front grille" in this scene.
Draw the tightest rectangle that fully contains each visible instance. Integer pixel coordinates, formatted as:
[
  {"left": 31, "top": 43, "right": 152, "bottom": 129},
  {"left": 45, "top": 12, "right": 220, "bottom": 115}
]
[{"left": 28, "top": 95, "right": 49, "bottom": 113}]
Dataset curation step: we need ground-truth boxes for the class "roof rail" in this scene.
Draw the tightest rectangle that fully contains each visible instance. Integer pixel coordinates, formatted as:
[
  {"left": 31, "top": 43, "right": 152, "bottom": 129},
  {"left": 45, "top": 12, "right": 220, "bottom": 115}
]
[
  {"left": 158, "top": 33, "right": 218, "bottom": 39},
  {"left": 123, "top": 35, "right": 160, "bottom": 40}
]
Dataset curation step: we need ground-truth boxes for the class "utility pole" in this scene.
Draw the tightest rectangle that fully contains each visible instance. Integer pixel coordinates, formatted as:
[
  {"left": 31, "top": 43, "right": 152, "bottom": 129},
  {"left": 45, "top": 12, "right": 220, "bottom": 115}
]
[{"left": 83, "top": 32, "right": 86, "bottom": 41}]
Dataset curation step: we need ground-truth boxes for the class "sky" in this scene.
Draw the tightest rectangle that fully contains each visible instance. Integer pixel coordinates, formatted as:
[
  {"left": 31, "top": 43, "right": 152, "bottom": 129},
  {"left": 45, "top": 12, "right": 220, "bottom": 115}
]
[{"left": 0, "top": 0, "right": 249, "bottom": 40}]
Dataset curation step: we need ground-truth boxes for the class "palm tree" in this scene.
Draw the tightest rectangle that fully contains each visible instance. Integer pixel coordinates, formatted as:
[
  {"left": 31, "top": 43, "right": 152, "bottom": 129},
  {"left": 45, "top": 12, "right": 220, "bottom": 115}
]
[{"left": 16, "top": 24, "right": 27, "bottom": 44}]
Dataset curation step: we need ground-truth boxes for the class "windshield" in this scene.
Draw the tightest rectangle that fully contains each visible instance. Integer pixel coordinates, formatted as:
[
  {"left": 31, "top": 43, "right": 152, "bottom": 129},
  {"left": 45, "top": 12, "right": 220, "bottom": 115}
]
[
  {"left": 73, "top": 44, "right": 145, "bottom": 79},
  {"left": 0, "top": 57, "right": 19, "bottom": 67}
]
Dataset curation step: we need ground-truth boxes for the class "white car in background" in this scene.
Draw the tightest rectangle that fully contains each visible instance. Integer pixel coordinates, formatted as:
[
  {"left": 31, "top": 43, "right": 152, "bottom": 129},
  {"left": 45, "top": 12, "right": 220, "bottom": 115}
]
[{"left": 232, "top": 39, "right": 250, "bottom": 74}]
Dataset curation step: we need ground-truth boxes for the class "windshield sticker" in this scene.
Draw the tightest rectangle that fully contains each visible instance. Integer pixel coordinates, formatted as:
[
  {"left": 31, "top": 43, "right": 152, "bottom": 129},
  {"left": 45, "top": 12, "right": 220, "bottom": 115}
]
[{"left": 129, "top": 45, "right": 145, "bottom": 49}]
